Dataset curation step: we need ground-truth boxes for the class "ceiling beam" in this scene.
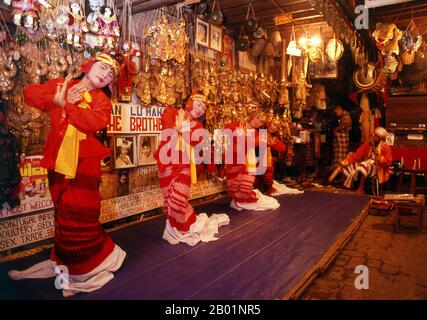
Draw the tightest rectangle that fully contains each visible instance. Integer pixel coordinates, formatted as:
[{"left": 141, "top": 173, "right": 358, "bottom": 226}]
[
  {"left": 222, "top": 1, "right": 313, "bottom": 20},
  {"left": 269, "top": 0, "right": 286, "bottom": 13},
  {"left": 226, "top": 8, "right": 319, "bottom": 25},
  {"left": 133, "top": 0, "right": 184, "bottom": 13}
]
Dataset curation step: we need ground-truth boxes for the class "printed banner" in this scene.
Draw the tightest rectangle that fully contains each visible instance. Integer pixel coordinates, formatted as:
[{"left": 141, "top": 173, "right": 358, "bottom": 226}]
[
  {"left": 1, "top": 156, "right": 53, "bottom": 219},
  {"left": 0, "top": 210, "right": 54, "bottom": 251},
  {"left": 107, "top": 103, "right": 164, "bottom": 134},
  {"left": 0, "top": 180, "right": 226, "bottom": 252},
  {"left": 100, "top": 179, "right": 226, "bottom": 224}
]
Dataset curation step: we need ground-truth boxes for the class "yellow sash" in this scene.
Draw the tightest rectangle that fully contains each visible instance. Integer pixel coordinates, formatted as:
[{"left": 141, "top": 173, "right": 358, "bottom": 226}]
[
  {"left": 55, "top": 91, "right": 92, "bottom": 179},
  {"left": 246, "top": 147, "right": 257, "bottom": 174},
  {"left": 267, "top": 146, "right": 273, "bottom": 167},
  {"left": 175, "top": 134, "right": 197, "bottom": 184}
]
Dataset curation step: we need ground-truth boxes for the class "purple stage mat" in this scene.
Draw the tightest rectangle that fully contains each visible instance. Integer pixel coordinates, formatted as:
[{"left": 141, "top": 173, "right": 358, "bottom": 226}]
[{"left": 0, "top": 190, "right": 368, "bottom": 300}]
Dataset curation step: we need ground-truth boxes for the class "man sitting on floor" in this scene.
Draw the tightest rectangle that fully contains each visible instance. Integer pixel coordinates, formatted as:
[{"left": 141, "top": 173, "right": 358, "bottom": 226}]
[{"left": 332, "top": 127, "right": 393, "bottom": 194}]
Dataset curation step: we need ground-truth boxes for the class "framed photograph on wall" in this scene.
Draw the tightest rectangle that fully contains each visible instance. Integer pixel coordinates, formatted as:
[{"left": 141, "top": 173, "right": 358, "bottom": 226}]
[
  {"left": 114, "top": 136, "right": 137, "bottom": 169},
  {"left": 210, "top": 24, "right": 223, "bottom": 52},
  {"left": 137, "top": 134, "right": 158, "bottom": 166},
  {"left": 311, "top": 60, "right": 339, "bottom": 79},
  {"left": 195, "top": 18, "right": 210, "bottom": 48}
]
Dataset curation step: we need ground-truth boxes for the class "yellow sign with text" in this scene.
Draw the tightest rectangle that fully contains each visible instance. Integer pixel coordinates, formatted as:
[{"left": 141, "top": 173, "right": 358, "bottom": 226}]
[{"left": 274, "top": 13, "right": 292, "bottom": 26}]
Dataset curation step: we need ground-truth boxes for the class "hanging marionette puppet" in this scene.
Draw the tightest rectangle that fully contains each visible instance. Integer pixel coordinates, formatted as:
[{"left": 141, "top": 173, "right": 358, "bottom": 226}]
[
  {"left": 95, "top": 5, "right": 120, "bottom": 48},
  {"left": 66, "top": 0, "right": 88, "bottom": 47},
  {"left": 11, "top": 0, "right": 51, "bottom": 30},
  {"left": 117, "top": 45, "right": 138, "bottom": 102}
]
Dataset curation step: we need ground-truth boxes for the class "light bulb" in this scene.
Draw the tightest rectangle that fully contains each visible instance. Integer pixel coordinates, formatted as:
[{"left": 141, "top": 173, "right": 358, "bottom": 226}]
[
  {"left": 310, "top": 36, "right": 321, "bottom": 47},
  {"left": 299, "top": 37, "right": 307, "bottom": 47}
]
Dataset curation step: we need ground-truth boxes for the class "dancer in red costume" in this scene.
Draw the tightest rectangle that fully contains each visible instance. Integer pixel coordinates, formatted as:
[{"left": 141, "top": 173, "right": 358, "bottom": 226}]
[
  {"left": 155, "top": 91, "right": 229, "bottom": 246},
  {"left": 255, "top": 120, "right": 286, "bottom": 195},
  {"left": 8, "top": 54, "right": 126, "bottom": 297},
  {"left": 224, "top": 112, "right": 280, "bottom": 211}
]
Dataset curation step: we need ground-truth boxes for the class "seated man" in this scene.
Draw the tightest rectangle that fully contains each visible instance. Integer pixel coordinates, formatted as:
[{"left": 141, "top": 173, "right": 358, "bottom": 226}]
[{"left": 334, "top": 127, "right": 392, "bottom": 193}]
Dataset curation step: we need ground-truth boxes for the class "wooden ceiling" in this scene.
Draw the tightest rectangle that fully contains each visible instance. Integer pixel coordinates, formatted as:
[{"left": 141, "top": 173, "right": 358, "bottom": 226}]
[
  {"left": 125, "top": 0, "right": 330, "bottom": 32},
  {"left": 368, "top": 0, "right": 427, "bottom": 32},
  {"left": 0, "top": 0, "right": 425, "bottom": 42},
  {"left": 122, "top": 0, "right": 427, "bottom": 39}
]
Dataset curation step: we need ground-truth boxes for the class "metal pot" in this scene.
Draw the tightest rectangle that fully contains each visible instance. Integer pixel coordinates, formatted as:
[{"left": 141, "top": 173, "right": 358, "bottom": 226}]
[
  {"left": 237, "top": 36, "right": 249, "bottom": 51},
  {"left": 250, "top": 37, "right": 267, "bottom": 58},
  {"left": 253, "top": 26, "right": 265, "bottom": 39},
  {"left": 245, "top": 18, "right": 259, "bottom": 33},
  {"left": 210, "top": 10, "right": 223, "bottom": 26}
]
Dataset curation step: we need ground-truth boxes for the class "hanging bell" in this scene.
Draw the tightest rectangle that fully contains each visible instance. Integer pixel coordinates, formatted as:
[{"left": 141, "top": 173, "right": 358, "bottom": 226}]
[
  {"left": 211, "top": 10, "right": 223, "bottom": 26},
  {"left": 250, "top": 38, "right": 267, "bottom": 58},
  {"left": 253, "top": 26, "right": 265, "bottom": 39},
  {"left": 245, "top": 17, "right": 259, "bottom": 33},
  {"left": 237, "top": 36, "right": 249, "bottom": 52}
]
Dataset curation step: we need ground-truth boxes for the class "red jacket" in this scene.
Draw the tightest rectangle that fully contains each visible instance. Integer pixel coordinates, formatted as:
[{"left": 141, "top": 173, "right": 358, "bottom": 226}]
[
  {"left": 347, "top": 141, "right": 393, "bottom": 184},
  {"left": 24, "top": 78, "right": 112, "bottom": 169}
]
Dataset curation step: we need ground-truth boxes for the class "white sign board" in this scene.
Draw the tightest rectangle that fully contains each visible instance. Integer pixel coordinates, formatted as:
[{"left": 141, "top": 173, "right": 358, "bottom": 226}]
[
  {"left": 365, "top": 0, "right": 413, "bottom": 8},
  {"left": 107, "top": 104, "right": 164, "bottom": 134}
]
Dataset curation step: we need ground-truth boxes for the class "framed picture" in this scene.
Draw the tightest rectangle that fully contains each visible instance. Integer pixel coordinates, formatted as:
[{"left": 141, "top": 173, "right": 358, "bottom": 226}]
[
  {"left": 311, "top": 60, "right": 339, "bottom": 79},
  {"left": 114, "top": 136, "right": 137, "bottom": 169},
  {"left": 210, "top": 24, "right": 223, "bottom": 52},
  {"left": 137, "top": 134, "right": 158, "bottom": 166},
  {"left": 195, "top": 18, "right": 210, "bottom": 48}
]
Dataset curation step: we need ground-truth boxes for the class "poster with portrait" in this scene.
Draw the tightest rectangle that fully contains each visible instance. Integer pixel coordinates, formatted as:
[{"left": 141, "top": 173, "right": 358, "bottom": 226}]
[
  {"left": 210, "top": 24, "right": 223, "bottom": 52},
  {"left": 114, "top": 136, "right": 137, "bottom": 169},
  {"left": 195, "top": 18, "right": 209, "bottom": 48},
  {"left": 137, "top": 134, "right": 158, "bottom": 166}
]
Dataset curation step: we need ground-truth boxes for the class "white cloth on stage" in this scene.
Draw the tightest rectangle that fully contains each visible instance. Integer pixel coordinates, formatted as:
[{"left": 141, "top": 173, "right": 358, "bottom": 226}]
[
  {"left": 8, "top": 245, "right": 126, "bottom": 297},
  {"left": 230, "top": 189, "right": 280, "bottom": 211},
  {"left": 271, "top": 180, "right": 304, "bottom": 196},
  {"left": 163, "top": 213, "right": 230, "bottom": 246}
]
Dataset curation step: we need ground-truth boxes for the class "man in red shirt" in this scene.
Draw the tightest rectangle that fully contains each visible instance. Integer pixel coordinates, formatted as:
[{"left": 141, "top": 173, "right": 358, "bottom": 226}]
[{"left": 340, "top": 127, "right": 393, "bottom": 193}]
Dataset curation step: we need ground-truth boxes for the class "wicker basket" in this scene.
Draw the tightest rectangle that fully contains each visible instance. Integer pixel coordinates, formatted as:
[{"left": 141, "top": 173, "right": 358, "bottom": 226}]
[{"left": 402, "top": 50, "right": 415, "bottom": 65}]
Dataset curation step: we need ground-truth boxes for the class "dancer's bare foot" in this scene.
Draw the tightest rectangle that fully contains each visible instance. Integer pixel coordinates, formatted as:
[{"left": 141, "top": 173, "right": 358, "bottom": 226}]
[{"left": 163, "top": 229, "right": 179, "bottom": 245}]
